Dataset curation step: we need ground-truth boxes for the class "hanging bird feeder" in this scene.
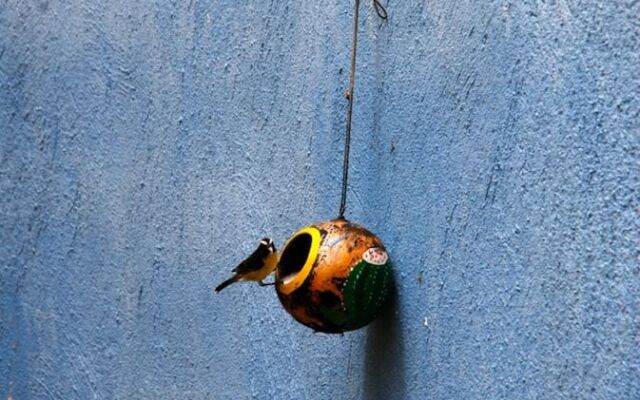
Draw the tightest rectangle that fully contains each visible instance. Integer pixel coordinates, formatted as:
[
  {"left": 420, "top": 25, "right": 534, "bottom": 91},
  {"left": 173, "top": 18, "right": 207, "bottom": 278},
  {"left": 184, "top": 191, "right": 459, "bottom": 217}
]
[
  {"left": 276, "top": 219, "right": 391, "bottom": 333},
  {"left": 275, "top": 0, "right": 392, "bottom": 333}
]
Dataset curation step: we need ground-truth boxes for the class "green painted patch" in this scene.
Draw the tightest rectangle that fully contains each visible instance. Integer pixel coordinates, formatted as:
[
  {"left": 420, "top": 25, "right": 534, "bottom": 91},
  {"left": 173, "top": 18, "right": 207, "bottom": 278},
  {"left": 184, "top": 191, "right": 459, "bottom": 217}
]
[
  {"left": 343, "top": 259, "right": 392, "bottom": 330},
  {"left": 318, "top": 305, "right": 348, "bottom": 328}
]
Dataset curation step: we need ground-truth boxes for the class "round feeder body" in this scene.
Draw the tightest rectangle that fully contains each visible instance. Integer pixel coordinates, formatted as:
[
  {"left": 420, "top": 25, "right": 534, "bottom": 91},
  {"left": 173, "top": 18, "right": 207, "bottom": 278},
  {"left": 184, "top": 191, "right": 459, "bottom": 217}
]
[{"left": 275, "top": 219, "right": 392, "bottom": 333}]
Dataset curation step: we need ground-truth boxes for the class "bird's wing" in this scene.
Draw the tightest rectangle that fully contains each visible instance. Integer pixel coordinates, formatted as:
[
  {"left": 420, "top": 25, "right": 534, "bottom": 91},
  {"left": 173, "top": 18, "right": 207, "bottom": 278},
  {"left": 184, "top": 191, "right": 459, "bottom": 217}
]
[{"left": 232, "top": 247, "right": 265, "bottom": 274}]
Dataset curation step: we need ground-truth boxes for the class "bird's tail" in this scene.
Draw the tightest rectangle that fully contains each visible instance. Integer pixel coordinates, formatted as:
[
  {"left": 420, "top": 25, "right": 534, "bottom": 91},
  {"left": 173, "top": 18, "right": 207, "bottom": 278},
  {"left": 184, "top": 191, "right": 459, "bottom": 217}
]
[{"left": 215, "top": 276, "right": 239, "bottom": 293}]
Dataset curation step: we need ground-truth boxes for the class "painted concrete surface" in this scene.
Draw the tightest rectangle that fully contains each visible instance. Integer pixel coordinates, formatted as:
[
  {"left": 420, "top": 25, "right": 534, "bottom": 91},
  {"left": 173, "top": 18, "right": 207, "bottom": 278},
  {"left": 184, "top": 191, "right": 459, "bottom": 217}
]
[{"left": 1, "top": 1, "right": 638, "bottom": 399}]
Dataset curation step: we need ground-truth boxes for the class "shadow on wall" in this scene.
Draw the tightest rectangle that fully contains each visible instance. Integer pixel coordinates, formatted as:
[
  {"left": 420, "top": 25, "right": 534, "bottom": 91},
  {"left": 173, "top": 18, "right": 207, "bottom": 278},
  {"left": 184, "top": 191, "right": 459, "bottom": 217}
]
[{"left": 363, "top": 284, "right": 406, "bottom": 399}]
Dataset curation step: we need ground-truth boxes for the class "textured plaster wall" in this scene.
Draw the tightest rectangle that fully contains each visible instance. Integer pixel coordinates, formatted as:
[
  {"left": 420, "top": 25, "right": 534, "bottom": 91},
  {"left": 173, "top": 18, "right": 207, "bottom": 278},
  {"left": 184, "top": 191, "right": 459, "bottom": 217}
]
[{"left": 1, "top": 1, "right": 639, "bottom": 399}]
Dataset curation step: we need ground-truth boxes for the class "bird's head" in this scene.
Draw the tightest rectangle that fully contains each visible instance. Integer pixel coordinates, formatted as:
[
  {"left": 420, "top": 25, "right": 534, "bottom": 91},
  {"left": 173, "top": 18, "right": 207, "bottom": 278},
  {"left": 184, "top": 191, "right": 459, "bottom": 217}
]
[{"left": 260, "top": 237, "right": 276, "bottom": 253}]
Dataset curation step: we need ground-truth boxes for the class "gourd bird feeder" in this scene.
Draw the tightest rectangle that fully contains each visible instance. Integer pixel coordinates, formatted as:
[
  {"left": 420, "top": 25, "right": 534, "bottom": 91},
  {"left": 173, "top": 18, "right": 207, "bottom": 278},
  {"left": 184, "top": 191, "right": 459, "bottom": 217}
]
[{"left": 275, "top": 0, "right": 392, "bottom": 334}]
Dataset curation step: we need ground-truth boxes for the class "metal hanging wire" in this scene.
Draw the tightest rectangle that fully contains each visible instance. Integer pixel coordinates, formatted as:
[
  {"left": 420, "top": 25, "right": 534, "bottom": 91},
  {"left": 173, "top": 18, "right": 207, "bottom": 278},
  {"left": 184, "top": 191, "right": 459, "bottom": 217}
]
[{"left": 338, "top": 0, "right": 387, "bottom": 219}]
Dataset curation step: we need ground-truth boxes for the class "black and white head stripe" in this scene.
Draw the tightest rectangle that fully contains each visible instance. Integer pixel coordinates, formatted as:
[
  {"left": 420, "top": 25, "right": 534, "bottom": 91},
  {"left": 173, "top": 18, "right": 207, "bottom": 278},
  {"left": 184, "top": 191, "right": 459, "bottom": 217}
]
[{"left": 260, "top": 238, "right": 272, "bottom": 247}]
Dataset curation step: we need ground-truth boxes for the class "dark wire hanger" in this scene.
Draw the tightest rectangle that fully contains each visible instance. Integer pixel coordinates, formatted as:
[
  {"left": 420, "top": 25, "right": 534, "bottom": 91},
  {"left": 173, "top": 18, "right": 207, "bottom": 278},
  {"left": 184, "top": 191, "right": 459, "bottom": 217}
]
[
  {"left": 338, "top": 0, "right": 388, "bottom": 219},
  {"left": 373, "top": 0, "right": 388, "bottom": 19}
]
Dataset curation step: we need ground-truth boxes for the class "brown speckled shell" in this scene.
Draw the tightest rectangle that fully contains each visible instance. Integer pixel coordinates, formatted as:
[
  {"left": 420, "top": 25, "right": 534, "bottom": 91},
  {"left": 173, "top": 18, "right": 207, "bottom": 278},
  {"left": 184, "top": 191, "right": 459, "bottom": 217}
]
[{"left": 275, "top": 218, "right": 386, "bottom": 333}]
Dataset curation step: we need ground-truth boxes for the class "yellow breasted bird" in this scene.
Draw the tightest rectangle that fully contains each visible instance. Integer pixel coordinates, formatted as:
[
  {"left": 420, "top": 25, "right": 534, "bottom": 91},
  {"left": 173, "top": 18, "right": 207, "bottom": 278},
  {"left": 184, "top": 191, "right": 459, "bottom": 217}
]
[{"left": 215, "top": 238, "right": 277, "bottom": 292}]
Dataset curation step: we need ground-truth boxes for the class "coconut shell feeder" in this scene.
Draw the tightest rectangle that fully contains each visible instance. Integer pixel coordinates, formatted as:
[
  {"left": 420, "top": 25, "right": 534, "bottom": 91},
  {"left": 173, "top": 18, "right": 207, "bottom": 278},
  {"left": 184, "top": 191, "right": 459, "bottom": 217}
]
[
  {"left": 276, "top": 219, "right": 391, "bottom": 333},
  {"left": 275, "top": 0, "right": 392, "bottom": 333}
]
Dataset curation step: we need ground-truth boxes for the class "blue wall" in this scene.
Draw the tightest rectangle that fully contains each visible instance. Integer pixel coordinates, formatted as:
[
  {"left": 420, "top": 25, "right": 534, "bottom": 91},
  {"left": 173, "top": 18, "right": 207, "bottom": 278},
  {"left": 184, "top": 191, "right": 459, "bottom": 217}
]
[{"left": 1, "top": 1, "right": 638, "bottom": 399}]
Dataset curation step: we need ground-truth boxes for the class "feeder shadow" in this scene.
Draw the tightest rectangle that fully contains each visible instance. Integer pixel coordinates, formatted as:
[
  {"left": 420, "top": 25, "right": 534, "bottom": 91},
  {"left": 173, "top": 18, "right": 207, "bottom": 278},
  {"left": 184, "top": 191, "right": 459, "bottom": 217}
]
[{"left": 363, "top": 287, "right": 406, "bottom": 399}]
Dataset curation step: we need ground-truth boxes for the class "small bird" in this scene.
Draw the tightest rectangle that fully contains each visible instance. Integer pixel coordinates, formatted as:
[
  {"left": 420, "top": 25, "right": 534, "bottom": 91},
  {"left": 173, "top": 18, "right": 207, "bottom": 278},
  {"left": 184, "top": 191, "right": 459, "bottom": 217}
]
[{"left": 215, "top": 238, "right": 277, "bottom": 293}]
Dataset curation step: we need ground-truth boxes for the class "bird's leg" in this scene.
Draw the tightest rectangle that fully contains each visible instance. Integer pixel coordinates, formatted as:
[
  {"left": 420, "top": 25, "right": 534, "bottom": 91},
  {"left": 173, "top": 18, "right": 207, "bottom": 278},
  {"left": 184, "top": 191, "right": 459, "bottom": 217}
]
[{"left": 258, "top": 281, "right": 276, "bottom": 286}]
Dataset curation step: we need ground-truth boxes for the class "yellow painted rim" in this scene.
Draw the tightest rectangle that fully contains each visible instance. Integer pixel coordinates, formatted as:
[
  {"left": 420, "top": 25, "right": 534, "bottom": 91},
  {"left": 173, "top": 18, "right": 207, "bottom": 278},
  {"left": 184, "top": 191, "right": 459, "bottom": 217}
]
[{"left": 277, "top": 226, "right": 321, "bottom": 295}]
